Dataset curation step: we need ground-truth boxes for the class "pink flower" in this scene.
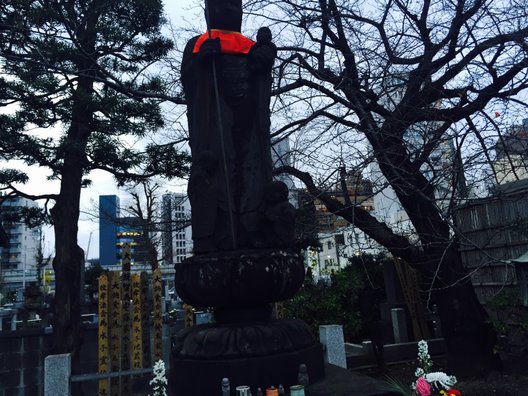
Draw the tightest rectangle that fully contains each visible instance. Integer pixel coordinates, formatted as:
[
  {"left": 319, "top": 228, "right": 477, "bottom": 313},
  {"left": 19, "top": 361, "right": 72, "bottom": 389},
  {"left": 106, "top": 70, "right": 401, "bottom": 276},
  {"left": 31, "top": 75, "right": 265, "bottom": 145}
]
[{"left": 415, "top": 377, "right": 431, "bottom": 396}]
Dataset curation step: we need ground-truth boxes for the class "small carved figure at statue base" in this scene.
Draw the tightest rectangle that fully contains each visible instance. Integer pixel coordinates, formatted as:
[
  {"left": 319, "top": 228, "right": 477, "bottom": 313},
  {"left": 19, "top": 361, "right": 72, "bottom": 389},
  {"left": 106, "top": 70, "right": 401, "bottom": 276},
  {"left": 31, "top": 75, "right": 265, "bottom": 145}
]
[
  {"left": 298, "top": 363, "right": 310, "bottom": 393},
  {"left": 221, "top": 377, "right": 230, "bottom": 396}
]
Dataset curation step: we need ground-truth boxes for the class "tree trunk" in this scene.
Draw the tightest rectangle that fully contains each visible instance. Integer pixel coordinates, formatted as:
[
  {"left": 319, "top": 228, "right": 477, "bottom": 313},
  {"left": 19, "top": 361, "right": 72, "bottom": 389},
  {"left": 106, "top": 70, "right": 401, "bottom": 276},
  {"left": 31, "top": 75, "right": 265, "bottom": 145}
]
[
  {"left": 398, "top": 191, "right": 497, "bottom": 375},
  {"left": 400, "top": 201, "right": 497, "bottom": 376},
  {"left": 143, "top": 228, "right": 159, "bottom": 272},
  {"left": 50, "top": 201, "right": 84, "bottom": 361},
  {"left": 50, "top": 180, "right": 86, "bottom": 396},
  {"left": 429, "top": 246, "right": 496, "bottom": 377},
  {"left": 374, "top": 147, "right": 497, "bottom": 376},
  {"left": 50, "top": 72, "right": 93, "bottom": 390}
]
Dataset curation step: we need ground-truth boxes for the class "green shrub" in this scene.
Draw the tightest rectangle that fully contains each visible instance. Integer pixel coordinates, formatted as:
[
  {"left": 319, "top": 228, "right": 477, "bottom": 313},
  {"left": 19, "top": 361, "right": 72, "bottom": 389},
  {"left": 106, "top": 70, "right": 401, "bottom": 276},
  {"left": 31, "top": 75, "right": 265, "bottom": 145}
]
[{"left": 285, "top": 253, "right": 387, "bottom": 342}]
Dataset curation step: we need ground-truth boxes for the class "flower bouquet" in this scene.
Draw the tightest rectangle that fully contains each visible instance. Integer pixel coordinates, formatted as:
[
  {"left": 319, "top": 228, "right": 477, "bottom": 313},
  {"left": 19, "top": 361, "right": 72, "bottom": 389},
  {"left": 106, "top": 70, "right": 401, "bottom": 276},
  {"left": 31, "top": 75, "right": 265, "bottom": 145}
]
[{"left": 413, "top": 340, "right": 461, "bottom": 396}]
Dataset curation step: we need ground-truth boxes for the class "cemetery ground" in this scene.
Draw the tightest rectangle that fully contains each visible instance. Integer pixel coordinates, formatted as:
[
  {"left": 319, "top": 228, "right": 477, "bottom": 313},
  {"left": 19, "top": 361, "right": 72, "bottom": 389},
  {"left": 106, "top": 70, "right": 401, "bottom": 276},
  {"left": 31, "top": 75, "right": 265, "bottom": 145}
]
[
  {"left": 112, "top": 348, "right": 528, "bottom": 396},
  {"left": 361, "top": 338, "right": 528, "bottom": 395}
]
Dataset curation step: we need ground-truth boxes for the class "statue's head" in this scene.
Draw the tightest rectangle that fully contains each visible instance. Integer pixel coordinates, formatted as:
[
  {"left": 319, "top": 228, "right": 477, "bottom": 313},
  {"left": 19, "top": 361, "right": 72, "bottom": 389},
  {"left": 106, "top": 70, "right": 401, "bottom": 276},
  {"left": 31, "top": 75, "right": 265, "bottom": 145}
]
[{"left": 205, "top": 0, "right": 243, "bottom": 32}]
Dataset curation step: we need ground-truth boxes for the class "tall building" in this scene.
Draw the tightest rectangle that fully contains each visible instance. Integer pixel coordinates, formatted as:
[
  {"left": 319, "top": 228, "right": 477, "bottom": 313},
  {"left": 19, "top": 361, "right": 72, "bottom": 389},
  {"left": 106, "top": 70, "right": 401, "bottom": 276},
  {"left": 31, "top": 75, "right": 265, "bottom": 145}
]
[
  {"left": 369, "top": 135, "right": 457, "bottom": 237},
  {"left": 369, "top": 75, "right": 460, "bottom": 235},
  {"left": 0, "top": 196, "right": 41, "bottom": 291},
  {"left": 99, "top": 195, "right": 120, "bottom": 267},
  {"left": 115, "top": 226, "right": 150, "bottom": 267},
  {"left": 161, "top": 193, "right": 192, "bottom": 266},
  {"left": 99, "top": 195, "right": 152, "bottom": 269}
]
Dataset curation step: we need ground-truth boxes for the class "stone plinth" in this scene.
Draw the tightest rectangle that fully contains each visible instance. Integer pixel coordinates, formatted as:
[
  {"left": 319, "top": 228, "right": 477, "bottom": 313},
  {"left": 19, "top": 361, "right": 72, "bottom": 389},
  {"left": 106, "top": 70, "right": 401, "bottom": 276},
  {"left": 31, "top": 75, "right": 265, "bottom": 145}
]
[{"left": 170, "top": 341, "right": 324, "bottom": 396}]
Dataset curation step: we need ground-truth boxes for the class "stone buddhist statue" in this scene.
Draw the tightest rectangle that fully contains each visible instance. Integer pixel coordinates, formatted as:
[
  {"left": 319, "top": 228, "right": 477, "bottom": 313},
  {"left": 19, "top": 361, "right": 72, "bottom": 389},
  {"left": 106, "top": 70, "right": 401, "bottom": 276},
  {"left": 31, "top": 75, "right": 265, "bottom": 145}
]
[
  {"left": 171, "top": 3, "right": 323, "bottom": 393},
  {"left": 181, "top": 0, "right": 280, "bottom": 253}
]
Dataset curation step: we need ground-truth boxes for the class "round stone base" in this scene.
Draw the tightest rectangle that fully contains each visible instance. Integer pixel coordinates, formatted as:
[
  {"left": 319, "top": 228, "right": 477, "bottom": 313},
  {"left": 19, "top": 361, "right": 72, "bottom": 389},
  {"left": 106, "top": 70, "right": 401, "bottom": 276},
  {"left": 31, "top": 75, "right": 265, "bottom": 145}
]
[
  {"left": 169, "top": 341, "right": 324, "bottom": 396},
  {"left": 172, "top": 319, "right": 316, "bottom": 358}
]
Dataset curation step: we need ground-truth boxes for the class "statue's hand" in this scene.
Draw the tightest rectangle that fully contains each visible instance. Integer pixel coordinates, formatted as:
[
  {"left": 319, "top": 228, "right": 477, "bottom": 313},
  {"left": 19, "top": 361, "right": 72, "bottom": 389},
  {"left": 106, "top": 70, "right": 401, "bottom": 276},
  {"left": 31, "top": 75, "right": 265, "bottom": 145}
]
[
  {"left": 250, "top": 43, "right": 276, "bottom": 70},
  {"left": 198, "top": 37, "right": 221, "bottom": 62}
]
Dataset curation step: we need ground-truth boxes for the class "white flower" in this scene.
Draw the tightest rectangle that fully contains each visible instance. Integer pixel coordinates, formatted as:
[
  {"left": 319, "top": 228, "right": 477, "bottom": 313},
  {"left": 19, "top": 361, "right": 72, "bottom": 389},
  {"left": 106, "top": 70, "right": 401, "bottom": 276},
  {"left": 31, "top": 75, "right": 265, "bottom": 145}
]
[
  {"left": 423, "top": 371, "right": 457, "bottom": 390},
  {"left": 150, "top": 360, "right": 168, "bottom": 396},
  {"left": 416, "top": 340, "right": 433, "bottom": 374},
  {"left": 415, "top": 368, "right": 425, "bottom": 377}
]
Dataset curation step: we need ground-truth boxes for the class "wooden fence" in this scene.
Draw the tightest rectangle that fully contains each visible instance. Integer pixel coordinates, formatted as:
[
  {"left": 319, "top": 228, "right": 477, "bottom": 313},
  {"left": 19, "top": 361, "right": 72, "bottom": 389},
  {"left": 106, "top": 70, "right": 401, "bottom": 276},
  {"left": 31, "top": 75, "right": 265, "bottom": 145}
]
[{"left": 456, "top": 186, "right": 528, "bottom": 303}]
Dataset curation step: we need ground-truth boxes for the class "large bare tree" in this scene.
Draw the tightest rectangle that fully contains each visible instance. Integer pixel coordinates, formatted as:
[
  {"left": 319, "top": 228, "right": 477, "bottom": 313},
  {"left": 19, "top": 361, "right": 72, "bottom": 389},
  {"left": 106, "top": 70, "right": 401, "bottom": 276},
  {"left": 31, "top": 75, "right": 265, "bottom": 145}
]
[{"left": 243, "top": 0, "right": 528, "bottom": 375}]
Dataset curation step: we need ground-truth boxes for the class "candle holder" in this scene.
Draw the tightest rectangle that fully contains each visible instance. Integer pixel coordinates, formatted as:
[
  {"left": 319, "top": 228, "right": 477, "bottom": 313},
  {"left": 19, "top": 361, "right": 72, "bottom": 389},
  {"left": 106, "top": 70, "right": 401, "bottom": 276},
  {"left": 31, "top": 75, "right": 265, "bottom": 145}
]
[
  {"left": 289, "top": 385, "right": 305, "bottom": 396},
  {"left": 236, "top": 385, "right": 251, "bottom": 396},
  {"left": 266, "top": 386, "right": 279, "bottom": 396}
]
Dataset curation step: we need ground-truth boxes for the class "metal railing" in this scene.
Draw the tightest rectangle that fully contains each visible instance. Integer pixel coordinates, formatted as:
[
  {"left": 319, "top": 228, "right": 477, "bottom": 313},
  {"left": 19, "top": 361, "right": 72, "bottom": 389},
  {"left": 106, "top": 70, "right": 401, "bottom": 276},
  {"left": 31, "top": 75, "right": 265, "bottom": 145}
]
[
  {"left": 44, "top": 353, "right": 154, "bottom": 396},
  {"left": 71, "top": 367, "right": 153, "bottom": 383}
]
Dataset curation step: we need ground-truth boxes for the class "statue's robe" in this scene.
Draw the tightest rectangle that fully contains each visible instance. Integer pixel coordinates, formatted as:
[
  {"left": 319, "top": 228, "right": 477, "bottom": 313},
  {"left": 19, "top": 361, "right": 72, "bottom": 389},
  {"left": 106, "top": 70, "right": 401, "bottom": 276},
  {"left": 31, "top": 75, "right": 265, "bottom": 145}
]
[{"left": 182, "top": 30, "right": 273, "bottom": 253}]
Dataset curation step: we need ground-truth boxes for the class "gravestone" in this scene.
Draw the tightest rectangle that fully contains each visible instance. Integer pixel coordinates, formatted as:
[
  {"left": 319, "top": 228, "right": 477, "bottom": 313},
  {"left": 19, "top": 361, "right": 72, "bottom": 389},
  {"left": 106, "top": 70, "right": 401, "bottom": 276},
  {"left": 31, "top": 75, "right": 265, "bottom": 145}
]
[
  {"left": 380, "top": 260, "right": 406, "bottom": 344},
  {"left": 44, "top": 353, "right": 71, "bottom": 396},
  {"left": 319, "top": 325, "right": 347, "bottom": 369},
  {"left": 391, "top": 308, "right": 409, "bottom": 343}
]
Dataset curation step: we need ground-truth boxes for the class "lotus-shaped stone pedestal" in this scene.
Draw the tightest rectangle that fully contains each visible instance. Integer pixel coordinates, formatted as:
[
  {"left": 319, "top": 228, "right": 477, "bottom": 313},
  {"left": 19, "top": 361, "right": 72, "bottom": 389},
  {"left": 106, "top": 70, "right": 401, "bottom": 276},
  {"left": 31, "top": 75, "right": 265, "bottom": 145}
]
[{"left": 169, "top": 249, "right": 325, "bottom": 395}]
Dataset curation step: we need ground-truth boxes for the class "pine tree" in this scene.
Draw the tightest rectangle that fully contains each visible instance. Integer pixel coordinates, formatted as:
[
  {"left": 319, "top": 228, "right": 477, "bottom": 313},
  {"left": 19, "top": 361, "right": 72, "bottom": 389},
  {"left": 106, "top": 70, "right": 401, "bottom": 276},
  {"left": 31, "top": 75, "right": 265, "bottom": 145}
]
[{"left": 0, "top": 0, "right": 188, "bottom": 375}]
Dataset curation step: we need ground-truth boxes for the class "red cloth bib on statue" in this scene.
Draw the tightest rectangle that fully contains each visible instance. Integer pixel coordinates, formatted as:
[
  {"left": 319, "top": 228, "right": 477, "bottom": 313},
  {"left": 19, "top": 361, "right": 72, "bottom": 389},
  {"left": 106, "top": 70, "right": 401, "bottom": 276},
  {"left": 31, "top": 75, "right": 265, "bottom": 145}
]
[{"left": 193, "top": 29, "right": 256, "bottom": 54}]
